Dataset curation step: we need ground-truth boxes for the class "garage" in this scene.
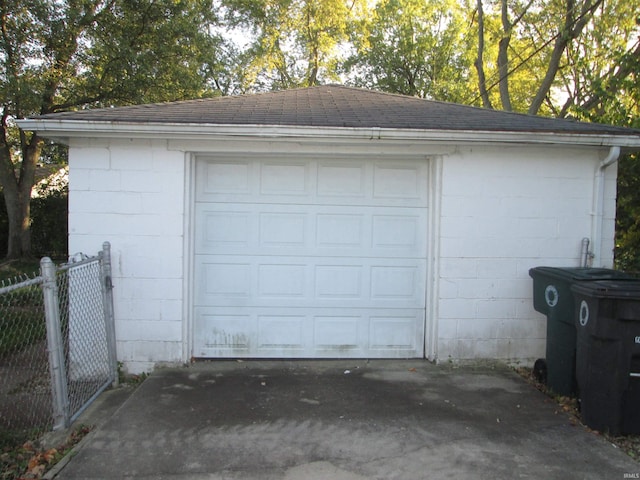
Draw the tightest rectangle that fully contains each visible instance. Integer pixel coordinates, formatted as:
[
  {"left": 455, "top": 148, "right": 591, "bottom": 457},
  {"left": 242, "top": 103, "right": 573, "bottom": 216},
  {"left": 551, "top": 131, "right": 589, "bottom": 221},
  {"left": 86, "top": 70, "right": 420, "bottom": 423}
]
[
  {"left": 17, "top": 85, "right": 640, "bottom": 373},
  {"left": 193, "top": 155, "right": 429, "bottom": 358}
]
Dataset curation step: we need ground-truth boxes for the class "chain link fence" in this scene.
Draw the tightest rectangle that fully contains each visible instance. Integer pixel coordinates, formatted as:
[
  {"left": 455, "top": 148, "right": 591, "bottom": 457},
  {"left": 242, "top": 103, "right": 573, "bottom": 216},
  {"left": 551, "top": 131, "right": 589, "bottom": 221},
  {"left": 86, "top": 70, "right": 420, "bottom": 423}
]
[
  {"left": 0, "top": 243, "right": 117, "bottom": 447},
  {"left": 0, "top": 275, "right": 50, "bottom": 443}
]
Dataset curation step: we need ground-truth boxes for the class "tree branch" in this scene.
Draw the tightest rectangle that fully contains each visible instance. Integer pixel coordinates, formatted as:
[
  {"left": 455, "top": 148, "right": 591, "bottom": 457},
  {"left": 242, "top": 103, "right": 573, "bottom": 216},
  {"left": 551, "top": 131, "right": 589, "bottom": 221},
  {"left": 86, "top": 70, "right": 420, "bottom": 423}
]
[
  {"left": 579, "top": 39, "right": 640, "bottom": 113},
  {"left": 528, "top": 0, "right": 604, "bottom": 115},
  {"left": 474, "top": 0, "right": 492, "bottom": 109}
]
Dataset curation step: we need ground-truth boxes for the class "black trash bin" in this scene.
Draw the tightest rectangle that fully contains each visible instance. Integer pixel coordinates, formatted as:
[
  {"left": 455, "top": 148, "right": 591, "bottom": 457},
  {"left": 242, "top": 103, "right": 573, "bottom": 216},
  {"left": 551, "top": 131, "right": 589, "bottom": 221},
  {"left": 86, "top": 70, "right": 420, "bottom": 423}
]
[
  {"left": 571, "top": 280, "right": 640, "bottom": 435},
  {"left": 528, "top": 267, "right": 633, "bottom": 396}
]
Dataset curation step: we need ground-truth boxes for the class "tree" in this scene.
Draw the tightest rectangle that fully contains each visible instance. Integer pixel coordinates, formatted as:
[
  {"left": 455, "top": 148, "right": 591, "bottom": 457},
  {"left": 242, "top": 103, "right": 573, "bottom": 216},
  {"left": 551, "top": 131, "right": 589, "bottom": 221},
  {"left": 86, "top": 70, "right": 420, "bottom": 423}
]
[
  {"left": 471, "top": 0, "right": 610, "bottom": 114},
  {"left": 220, "top": 0, "right": 361, "bottom": 91},
  {"left": 345, "top": 0, "right": 472, "bottom": 101},
  {"left": 0, "top": 0, "right": 224, "bottom": 258},
  {"left": 557, "top": 0, "right": 640, "bottom": 121},
  {"left": 544, "top": 0, "right": 640, "bottom": 271},
  {"left": 469, "top": 0, "right": 637, "bottom": 119}
]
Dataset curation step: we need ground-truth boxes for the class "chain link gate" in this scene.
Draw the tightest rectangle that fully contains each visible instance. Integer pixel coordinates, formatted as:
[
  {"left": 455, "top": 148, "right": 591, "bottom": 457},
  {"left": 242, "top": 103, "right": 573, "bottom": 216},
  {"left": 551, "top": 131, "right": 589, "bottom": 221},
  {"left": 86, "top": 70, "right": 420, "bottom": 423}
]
[
  {"left": 0, "top": 242, "right": 117, "bottom": 441},
  {"left": 42, "top": 241, "right": 118, "bottom": 430}
]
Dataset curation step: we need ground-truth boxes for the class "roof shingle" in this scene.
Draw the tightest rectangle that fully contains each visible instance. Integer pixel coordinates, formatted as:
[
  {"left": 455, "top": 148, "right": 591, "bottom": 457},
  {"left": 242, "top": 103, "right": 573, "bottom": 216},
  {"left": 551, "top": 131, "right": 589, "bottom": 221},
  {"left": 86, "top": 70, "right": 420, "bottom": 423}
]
[{"left": 31, "top": 85, "right": 640, "bottom": 136}]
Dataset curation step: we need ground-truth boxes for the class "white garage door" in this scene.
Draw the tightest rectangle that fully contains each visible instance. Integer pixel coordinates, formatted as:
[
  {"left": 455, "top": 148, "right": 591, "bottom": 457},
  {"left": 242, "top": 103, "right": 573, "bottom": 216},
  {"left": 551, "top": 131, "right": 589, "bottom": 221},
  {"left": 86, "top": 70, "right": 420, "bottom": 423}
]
[{"left": 193, "top": 156, "right": 429, "bottom": 358}]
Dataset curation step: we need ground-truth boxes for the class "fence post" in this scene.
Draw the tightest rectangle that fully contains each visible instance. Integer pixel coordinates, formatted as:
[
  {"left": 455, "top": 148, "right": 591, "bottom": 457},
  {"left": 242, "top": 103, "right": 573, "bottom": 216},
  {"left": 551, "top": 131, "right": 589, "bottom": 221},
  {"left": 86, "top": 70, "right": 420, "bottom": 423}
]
[
  {"left": 41, "top": 257, "right": 70, "bottom": 430},
  {"left": 101, "top": 242, "right": 119, "bottom": 388}
]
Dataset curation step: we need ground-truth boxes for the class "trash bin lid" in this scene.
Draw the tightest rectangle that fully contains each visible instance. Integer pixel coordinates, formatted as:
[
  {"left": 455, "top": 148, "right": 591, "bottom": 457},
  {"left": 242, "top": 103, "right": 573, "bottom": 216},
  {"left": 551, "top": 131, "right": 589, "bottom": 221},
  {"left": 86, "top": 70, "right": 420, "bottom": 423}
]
[
  {"left": 571, "top": 279, "right": 640, "bottom": 299},
  {"left": 528, "top": 267, "right": 635, "bottom": 282}
]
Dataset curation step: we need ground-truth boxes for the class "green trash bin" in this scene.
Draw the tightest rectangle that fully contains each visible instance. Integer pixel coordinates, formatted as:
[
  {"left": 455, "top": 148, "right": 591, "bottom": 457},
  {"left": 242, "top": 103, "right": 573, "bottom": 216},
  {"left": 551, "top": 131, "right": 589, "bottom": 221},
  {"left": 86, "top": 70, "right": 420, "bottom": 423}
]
[
  {"left": 571, "top": 280, "right": 640, "bottom": 435},
  {"left": 528, "top": 267, "right": 633, "bottom": 396}
]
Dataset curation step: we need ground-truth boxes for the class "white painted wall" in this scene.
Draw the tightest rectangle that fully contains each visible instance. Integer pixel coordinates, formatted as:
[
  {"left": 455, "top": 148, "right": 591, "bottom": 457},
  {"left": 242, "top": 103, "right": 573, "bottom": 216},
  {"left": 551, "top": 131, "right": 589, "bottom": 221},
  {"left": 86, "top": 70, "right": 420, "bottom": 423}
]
[
  {"left": 66, "top": 137, "right": 618, "bottom": 373},
  {"left": 436, "top": 145, "right": 617, "bottom": 362},
  {"left": 68, "top": 138, "right": 187, "bottom": 374}
]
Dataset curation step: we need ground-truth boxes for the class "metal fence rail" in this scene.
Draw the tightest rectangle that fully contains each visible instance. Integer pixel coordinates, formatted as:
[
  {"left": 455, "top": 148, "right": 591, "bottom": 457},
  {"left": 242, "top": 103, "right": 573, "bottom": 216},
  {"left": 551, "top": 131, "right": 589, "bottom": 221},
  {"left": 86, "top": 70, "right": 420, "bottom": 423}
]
[{"left": 0, "top": 242, "right": 117, "bottom": 444}]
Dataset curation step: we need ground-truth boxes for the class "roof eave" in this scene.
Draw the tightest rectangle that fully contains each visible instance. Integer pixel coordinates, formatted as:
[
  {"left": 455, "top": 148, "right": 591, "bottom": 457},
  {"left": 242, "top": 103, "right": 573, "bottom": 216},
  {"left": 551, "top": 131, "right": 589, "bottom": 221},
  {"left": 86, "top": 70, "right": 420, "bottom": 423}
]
[{"left": 16, "top": 118, "right": 640, "bottom": 149}]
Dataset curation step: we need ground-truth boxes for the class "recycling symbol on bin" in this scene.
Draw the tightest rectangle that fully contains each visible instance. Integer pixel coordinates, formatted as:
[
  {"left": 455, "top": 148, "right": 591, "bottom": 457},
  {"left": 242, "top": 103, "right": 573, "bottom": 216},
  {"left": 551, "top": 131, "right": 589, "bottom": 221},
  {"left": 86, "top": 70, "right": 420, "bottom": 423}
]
[
  {"left": 544, "top": 285, "right": 559, "bottom": 307},
  {"left": 579, "top": 300, "right": 589, "bottom": 327}
]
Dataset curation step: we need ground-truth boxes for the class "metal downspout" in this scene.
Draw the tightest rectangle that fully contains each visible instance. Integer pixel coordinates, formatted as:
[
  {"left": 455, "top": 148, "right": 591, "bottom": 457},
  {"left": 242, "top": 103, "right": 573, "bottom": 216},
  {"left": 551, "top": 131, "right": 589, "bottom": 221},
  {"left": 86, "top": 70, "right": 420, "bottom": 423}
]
[{"left": 590, "top": 146, "right": 620, "bottom": 267}]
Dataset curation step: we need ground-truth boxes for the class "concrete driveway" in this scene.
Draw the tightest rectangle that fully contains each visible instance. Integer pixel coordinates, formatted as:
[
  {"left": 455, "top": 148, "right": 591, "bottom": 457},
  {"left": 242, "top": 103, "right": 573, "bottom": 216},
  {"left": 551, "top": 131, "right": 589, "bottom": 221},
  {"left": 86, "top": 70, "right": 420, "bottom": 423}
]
[{"left": 50, "top": 360, "right": 639, "bottom": 479}]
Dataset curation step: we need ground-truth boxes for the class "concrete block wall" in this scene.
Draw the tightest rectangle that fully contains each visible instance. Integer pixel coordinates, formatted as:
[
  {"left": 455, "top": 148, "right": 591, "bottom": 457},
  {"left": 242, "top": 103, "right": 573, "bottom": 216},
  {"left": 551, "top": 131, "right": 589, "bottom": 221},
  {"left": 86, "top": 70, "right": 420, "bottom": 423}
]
[
  {"left": 436, "top": 145, "right": 617, "bottom": 363},
  {"left": 66, "top": 137, "right": 619, "bottom": 372},
  {"left": 68, "top": 138, "right": 186, "bottom": 374}
]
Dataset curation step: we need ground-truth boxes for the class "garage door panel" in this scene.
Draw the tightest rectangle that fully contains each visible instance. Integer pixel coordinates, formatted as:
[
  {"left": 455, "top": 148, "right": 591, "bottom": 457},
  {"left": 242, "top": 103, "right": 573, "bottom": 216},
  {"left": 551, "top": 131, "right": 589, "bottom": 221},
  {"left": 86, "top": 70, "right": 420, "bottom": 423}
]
[
  {"left": 314, "top": 316, "right": 360, "bottom": 348},
  {"left": 199, "top": 210, "right": 253, "bottom": 248},
  {"left": 196, "top": 158, "right": 428, "bottom": 207},
  {"left": 257, "top": 315, "right": 305, "bottom": 349},
  {"left": 260, "top": 162, "right": 310, "bottom": 196},
  {"left": 198, "top": 160, "right": 252, "bottom": 195},
  {"left": 315, "top": 265, "right": 362, "bottom": 299},
  {"left": 372, "top": 215, "right": 422, "bottom": 250},
  {"left": 373, "top": 163, "right": 426, "bottom": 201},
  {"left": 259, "top": 212, "right": 307, "bottom": 247},
  {"left": 195, "top": 203, "right": 427, "bottom": 258},
  {"left": 258, "top": 264, "right": 307, "bottom": 298},
  {"left": 194, "top": 311, "right": 254, "bottom": 354},
  {"left": 370, "top": 315, "right": 421, "bottom": 350},
  {"left": 317, "top": 162, "right": 366, "bottom": 197},
  {"left": 195, "top": 256, "right": 425, "bottom": 308},
  {"left": 316, "top": 213, "right": 364, "bottom": 247},
  {"left": 371, "top": 265, "right": 422, "bottom": 300},
  {"left": 198, "top": 262, "right": 251, "bottom": 298},
  {"left": 194, "top": 307, "right": 424, "bottom": 358}
]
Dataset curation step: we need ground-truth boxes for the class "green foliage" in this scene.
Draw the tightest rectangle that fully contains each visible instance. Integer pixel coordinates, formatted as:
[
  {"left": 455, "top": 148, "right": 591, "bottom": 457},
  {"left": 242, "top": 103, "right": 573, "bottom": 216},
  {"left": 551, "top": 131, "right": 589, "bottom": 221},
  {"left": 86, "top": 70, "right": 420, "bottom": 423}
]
[
  {"left": 220, "top": 0, "right": 361, "bottom": 91},
  {"left": 548, "top": 1, "right": 640, "bottom": 272},
  {"left": 73, "top": 0, "right": 224, "bottom": 106},
  {"left": 4, "top": 0, "right": 226, "bottom": 112},
  {"left": 0, "top": 0, "right": 228, "bottom": 259},
  {"left": 345, "top": 0, "right": 472, "bottom": 101},
  {"left": 0, "top": 259, "right": 40, "bottom": 283},
  {"left": 30, "top": 190, "right": 68, "bottom": 259},
  {"left": 615, "top": 153, "right": 640, "bottom": 273},
  {"left": 0, "top": 190, "right": 68, "bottom": 259},
  {"left": 0, "top": 259, "right": 44, "bottom": 358},
  {"left": 1, "top": 0, "right": 638, "bottom": 264},
  {"left": 557, "top": 0, "right": 640, "bottom": 121},
  {"left": 0, "top": 289, "right": 45, "bottom": 357}
]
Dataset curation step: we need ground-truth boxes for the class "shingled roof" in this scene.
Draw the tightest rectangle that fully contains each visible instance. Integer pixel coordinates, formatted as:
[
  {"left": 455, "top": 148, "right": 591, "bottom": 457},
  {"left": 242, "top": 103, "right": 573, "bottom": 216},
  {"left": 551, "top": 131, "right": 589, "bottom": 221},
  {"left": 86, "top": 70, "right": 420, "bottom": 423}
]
[{"left": 30, "top": 85, "right": 639, "bottom": 137}]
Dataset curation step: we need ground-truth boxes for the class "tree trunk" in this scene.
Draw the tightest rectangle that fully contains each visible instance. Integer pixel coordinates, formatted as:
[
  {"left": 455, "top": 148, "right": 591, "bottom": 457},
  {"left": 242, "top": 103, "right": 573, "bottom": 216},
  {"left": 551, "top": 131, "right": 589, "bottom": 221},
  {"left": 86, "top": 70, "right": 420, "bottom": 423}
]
[
  {"left": 4, "top": 187, "right": 32, "bottom": 259},
  {"left": 498, "top": 36, "right": 512, "bottom": 111},
  {"left": 474, "top": 0, "right": 493, "bottom": 109},
  {"left": 498, "top": 0, "right": 512, "bottom": 111},
  {"left": 528, "top": 0, "right": 604, "bottom": 115},
  {"left": 0, "top": 126, "right": 42, "bottom": 259}
]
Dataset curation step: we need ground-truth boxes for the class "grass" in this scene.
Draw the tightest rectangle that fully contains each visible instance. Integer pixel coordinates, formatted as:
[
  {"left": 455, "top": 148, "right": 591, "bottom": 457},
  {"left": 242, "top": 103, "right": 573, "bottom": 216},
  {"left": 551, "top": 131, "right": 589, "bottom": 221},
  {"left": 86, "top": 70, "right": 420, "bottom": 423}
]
[
  {"left": 0, "top": 260, "right": 41, "bottom": 284},
  {"left": 0, "top": 259, "right": 44, "bottom": 349},
  {"left": 0, "top": 282, "right": 46, "bottom": 358},
  {"left": 515, "top": 366, "right": 640, "bottom": 462}
]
